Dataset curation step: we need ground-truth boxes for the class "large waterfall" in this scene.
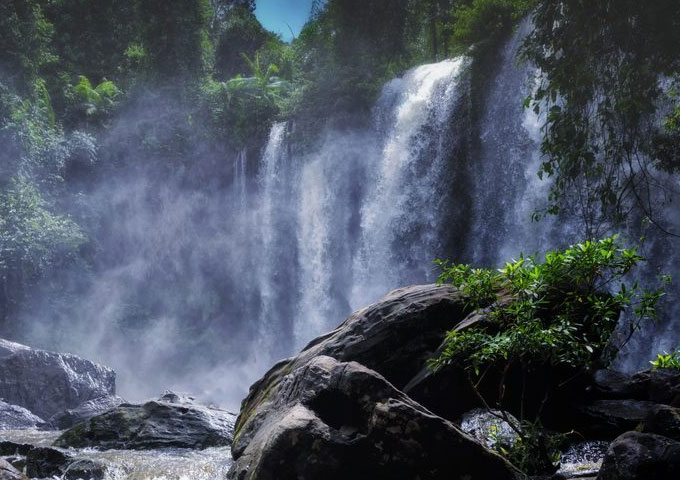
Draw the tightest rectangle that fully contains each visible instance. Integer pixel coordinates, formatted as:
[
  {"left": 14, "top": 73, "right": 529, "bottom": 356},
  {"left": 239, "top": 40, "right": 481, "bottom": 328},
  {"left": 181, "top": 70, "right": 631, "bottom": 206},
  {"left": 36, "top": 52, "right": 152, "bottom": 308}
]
[
  {"left": 248, "top": 58, "right": 468, "bottom": 353},
  {"left": 15, "top": 25, "right": 678, "bottom": 408}
]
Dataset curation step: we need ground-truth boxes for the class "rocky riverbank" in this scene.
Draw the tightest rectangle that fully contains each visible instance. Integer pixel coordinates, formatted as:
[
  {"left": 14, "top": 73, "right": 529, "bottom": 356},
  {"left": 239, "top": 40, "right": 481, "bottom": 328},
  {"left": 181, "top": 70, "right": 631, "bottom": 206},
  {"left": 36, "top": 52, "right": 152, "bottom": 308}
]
[{"left": 2, "top": 284, "right": 679, "bottom": 479}]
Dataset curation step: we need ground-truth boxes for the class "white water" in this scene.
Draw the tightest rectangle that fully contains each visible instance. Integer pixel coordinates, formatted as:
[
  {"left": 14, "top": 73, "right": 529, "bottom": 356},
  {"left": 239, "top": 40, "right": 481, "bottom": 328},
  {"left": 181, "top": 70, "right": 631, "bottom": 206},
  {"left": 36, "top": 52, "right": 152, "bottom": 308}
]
[
  {"left": 12, "top": 19, "right": 678, "bottom": 409},
  {"left": 246, "top": 58, "right": 468, "bottom": 350},
  {"left": 1, "top": 429, "right": 232, "bottom": 480}
]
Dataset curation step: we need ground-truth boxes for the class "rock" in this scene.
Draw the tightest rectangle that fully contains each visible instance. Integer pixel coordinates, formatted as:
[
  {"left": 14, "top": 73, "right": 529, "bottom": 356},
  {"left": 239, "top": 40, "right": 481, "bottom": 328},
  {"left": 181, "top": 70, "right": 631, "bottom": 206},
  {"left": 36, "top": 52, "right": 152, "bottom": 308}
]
[
  {"left": 629, "top": 368, "right": 680, "bottom": 406},
  {"left": 460, "top": 408, "right": 520, "bottom": 450},
  {"left": 0, "top": 459, "right": 25, "bottom": 480},
  {"left": 0, "top": 338, "right": 116, "bottom": 420},
  {"left": 48, "top": 395, "right": 126, "bottom": 430},
  {"left": 0, "top": 442, "right": 32, "bottom": 456},
  {"left": 25, "top": 447, "right": 71, "bottom": 478},
  {"left": 228, "top": 355, "right": 525, "bottom": 480},
  {"left": 591, "top": 370, "right": 645, "bottom": 400},
  {"left": 54, "top": 392, "right": 236, "bottom": 450},
  {"left": 597, "top": 431, "right": 680, "bottom": 480},
  {"left": 0, "top": 400, "right": 46, "bottom": 430},
  {"left": 591, "top": 368, "right": 680, "bottom": 406},
  {"left": 61, "top": 459, "right": 106, "bottom": 480},
  {"left": 234, "top": 284, "right": 467, "bottom": 439},
  {"left": 2, "top": 458, "right": 25, "bottom": 473},
  {"left": 639, "top": 404, "right": 680, "bottom": 441},
  {"left": 578, "top": 400, "right": 658, "bottom": 439}
]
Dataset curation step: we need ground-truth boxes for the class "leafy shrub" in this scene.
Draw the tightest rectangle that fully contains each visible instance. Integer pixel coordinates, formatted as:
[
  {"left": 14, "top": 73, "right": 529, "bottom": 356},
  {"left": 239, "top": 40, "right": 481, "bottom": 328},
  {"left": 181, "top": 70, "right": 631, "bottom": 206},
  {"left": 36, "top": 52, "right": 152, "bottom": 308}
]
[
  {"left": 650, "top": 349, "right": 680, "bottom": 370},
  {"left": 431, "top": 236, "right": 668, "bottom": 473}
]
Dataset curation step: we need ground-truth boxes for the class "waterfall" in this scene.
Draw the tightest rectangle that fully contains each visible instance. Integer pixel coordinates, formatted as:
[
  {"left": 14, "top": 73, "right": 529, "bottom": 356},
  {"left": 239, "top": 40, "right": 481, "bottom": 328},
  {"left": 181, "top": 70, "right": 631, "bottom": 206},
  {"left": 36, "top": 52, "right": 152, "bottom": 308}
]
[
  {"left": 351, "top": 58, "right": 467, "bottom": 308},
  {"left": 250, "top": 22, "right": 679, "bottom": 375},
  {"left": 17, "top": 21, "right": 677, "bottom": 407},
  {"left": 247, "top": 58, "right": 468, "bottom": 350}
]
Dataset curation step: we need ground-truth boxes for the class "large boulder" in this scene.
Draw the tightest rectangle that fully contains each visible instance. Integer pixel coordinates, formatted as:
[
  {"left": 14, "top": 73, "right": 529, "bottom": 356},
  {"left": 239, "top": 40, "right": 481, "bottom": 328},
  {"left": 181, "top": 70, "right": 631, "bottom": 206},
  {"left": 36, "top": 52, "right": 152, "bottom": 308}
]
[
  {"left": 597, "top": 431, "right": 680, "bottom": 480},
  {"left": 48, "top": 395, "right": 126, "bottom": 430},
  {"left": 0, "top": 400, "right": 46, "bottom": 430},
  {"left": 54, "top": 391, "right": 236, "bottom": 450},
  {"left": 234, "top": 284, "right": 466, "bottom": 441},
  {"left": 228, "top": 355, "right": 525, "bottom": 480},
  {"left": 0, "top": 339, "right": 116, "bottom": 420}
]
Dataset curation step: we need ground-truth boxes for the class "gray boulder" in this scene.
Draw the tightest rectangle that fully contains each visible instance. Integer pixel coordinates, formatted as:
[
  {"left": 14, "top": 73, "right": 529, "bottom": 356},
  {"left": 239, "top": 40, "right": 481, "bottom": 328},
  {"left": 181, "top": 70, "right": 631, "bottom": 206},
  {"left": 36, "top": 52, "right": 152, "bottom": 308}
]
[
  {"left": 0, "top": 459, "right": 25, "bottom": 480},
  {"left": 639, "top": 404, "right": 680, "bottom": 441},
  {"left": 229, "top": 355, "right": 525, "bottom": 480},
  {"left": 0, "top": 339, "right": 115, "bottom": 420},
  {"left": 54, "top": 392, "right": 236, "bottom": 450},
  {"left": 48, "top": 395, "right": 126, "bottom": 430},
  {"left": 597, "top": 431, "right": 680, "bottom": 480},
  {"left": 0, "top": 400, "right": 46, "bottom": 430},
  {"left": 234, "top": 284, "right": 466, "bottom": 442}
]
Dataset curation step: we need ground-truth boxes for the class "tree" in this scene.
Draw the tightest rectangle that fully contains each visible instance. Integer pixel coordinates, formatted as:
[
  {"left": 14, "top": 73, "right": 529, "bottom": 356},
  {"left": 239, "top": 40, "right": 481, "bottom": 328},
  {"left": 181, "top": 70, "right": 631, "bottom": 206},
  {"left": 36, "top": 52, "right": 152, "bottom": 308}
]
[
  {"left": 137, "top": 0, "right": 214, "bottom": 81},
  {"left": 0, "top": 0, "right": 55, "bottom": 90},
  {"left": 521, "top": 0, "right": 680, "bottom": 238}
]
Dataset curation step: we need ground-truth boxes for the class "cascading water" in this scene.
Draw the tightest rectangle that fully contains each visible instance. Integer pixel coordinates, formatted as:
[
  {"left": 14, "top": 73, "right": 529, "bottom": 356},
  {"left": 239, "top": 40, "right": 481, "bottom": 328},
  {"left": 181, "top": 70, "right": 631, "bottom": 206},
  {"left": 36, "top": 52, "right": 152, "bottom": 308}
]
[
  {"left": 13, "top": 18, "right": 678, "bottom": 416},
  {"left": 249, "top": 57, "right": 468, "bottom": 350}
]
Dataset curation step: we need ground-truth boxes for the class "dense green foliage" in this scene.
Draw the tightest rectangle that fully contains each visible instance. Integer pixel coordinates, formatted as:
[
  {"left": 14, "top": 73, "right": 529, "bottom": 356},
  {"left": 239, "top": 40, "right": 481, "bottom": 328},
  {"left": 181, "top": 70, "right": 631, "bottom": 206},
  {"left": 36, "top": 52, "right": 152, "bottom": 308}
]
[
  {"left": 431, "top": 236, "right": 667, "bottom": 473},
  {"left": 433, "top": 237, "right": 664, "bottom": 376},
  {"left": 522, "top": 0, "right": 680, "bottom": 238}
]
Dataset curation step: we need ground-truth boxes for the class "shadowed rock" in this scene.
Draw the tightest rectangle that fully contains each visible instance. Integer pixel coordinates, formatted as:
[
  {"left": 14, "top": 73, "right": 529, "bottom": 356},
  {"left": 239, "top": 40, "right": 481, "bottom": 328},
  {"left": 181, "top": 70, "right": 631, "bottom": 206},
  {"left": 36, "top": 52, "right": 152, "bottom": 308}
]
[
  {"left": 597, "top": 431, "right": 680, "bottom": 480},
  {"left": 54, "top": 392, "right": 236, "bottom": 450},
  {"left": 233, "top": 284, "right": 466, "bottom": 445},
  {"left": 228, "top": 355, "right": 525, "bottom": 480},
  {"left": 0, "top": 459, "right": 25, "bottom": 480}
]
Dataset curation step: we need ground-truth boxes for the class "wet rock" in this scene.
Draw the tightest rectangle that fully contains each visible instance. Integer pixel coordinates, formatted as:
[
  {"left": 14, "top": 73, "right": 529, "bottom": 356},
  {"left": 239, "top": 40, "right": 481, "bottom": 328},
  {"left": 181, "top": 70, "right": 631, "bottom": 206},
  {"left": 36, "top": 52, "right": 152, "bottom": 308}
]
[
  {"left": 25, "top": 446, "right": 71, "bottom": 478},
  {"left": 48, "top": 395, "right": 126, "bottom": 430},
  {"left": 0, "top": 339, "right": 116, "bottom": 420},
  {"left": 234, "top": 284, "right": 467, "bottom": 439},
  {"left": 0, "top": 441, "right": 32, "bottom": 456},
  {"left": 578, "top": 400, "right": 657, "bottom": 439},
  {"left": 460, "top": 408, "right": 520, "bottom": 450},
  {"left": 0, "top": 401, "right": 46, "bottom": 431},
  {"left": 54, "top": 392, "right": 236, "bottom": 450},
  {"left": 61, "top": 459, "right": 106, "bottom": 480},
  {"left": 0, "top": 459, "right": 25, "bottom": 480},
  {"left": 229, "top": 355, "right": 525, "bottom": 480},
  {"left": 591, "top": 370, "right": 645, "bottom": 400},
  {"left": 639, "top": 404, "right": 680, "bottom": 441},
  {"left": 597, "top": 431, "right": 680, "bottom": 480},
  {"left": 591, "top": 368, "right": 680, "bottom": 406},
  {"left": 629, "top": 368, "right": 680, "bottom": 406}
]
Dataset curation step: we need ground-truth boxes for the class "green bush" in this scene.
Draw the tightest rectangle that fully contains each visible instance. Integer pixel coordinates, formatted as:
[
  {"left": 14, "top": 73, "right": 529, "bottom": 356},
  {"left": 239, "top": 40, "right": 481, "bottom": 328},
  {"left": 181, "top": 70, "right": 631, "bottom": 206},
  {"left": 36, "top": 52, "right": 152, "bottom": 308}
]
[{"left": 431, "top": 236, "right": 668, "bottom": 474}]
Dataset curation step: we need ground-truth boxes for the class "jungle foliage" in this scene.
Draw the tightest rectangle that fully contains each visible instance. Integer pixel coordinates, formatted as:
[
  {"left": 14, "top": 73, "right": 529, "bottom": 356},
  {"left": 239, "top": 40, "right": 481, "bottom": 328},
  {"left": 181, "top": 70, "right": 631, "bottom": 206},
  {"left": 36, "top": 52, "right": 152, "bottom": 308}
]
[
  {"left": 432, "top": 236, "right": 668, "bottom": 473},
  {"left": 522, "top": 0, "right": 680, "bottom": 238}
]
